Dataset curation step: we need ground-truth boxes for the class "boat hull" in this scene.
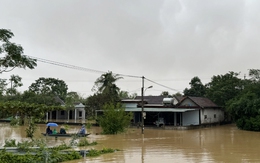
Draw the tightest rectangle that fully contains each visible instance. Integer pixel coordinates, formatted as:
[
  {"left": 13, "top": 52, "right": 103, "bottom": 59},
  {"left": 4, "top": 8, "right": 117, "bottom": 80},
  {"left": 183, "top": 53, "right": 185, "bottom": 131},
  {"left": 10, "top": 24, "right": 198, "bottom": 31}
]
[{"left": 41, "top": 133, "right": 90, "bottom": 137}]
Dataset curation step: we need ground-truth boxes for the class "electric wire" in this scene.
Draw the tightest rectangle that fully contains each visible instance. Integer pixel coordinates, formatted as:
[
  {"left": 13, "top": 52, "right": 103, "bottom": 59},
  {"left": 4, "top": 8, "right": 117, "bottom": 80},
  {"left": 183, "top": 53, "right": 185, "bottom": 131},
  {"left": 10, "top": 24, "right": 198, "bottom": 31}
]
[
  {"left": 27, "top": 55, "right": 142, "bottom": 79},
  {"left": 26, "top": 55, "right": 179, "bottom": 92},
  {"left": 145, "top": 77, "right": 180, "bottom": 92}
]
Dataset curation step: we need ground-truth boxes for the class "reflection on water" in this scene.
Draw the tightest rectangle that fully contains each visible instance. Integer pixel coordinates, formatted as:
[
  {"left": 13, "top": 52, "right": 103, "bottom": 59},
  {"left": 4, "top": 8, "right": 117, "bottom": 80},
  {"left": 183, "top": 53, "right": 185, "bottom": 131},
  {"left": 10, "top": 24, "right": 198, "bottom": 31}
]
[{"left": 1, "top": 123, "right": 260, "bottom": 163}]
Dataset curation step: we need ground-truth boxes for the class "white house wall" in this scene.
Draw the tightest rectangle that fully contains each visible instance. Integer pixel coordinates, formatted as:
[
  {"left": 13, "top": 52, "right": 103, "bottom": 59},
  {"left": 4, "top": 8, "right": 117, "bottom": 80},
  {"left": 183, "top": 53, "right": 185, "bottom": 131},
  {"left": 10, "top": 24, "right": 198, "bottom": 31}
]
[
  {"left": 183, "top": 110, "right": 200, "bottom": 126},
  {"left": 200, "top": 108, "right": 224, "bottom": 124}
]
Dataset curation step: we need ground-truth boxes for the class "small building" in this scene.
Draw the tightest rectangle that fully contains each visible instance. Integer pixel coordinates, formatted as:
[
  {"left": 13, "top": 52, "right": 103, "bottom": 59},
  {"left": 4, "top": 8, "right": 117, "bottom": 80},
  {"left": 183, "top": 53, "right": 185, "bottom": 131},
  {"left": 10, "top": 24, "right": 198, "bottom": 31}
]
[
  {"left": 122, "top": 96, "right": 224, "bottom": 128},
  {"left": 46, "top": 98, "right": 86, "bottom": 123}
]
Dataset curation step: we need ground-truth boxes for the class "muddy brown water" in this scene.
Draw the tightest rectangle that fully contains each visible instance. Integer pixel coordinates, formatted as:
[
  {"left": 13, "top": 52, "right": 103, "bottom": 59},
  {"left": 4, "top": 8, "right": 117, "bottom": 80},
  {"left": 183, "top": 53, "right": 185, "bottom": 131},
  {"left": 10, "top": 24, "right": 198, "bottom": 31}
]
[{"left": 0, "top": 123, "right": 260, "bottom": 163}]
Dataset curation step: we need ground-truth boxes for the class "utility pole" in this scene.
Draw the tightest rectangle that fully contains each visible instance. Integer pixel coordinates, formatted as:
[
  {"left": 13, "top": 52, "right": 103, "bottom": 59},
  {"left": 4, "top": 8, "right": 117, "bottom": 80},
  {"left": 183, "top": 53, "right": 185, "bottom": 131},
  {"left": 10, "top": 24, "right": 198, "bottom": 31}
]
[{"left": 141, "top": 76, "right": 144, "bottom": 134}]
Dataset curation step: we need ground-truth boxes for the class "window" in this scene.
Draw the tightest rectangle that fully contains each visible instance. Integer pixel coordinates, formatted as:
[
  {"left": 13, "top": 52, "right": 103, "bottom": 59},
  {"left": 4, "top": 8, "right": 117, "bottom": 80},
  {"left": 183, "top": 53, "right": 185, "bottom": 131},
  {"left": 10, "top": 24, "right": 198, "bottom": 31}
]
[
  {"left": 61, "top": 111, "right": 64, "bottom": 115},
  {"left": 79, "top": 111, "right": 82, "bottom": 117},
  {"left": 204, "top": 115, "right": 207, "bottom": 119},
  {"left": 214, "top": 114, "right": 216, "bottom": 118}
]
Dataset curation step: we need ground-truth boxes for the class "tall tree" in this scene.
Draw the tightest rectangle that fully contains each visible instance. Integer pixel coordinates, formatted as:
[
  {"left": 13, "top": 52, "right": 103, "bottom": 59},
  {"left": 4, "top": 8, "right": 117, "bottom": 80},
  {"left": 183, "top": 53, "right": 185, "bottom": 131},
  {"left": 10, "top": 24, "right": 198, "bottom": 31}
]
[
  {"left": 21, "top": 91, "right": 58, "bottom": 105},
  {"left": 206, "top": 71, "right": 243, "bottom": 107},
  {"left": 0, "top": 78, "right": 7, "bottom": 96},
  {"left": 119, "top": 90, "right": 130, "bottom": 99},
  {"left": 6, "top": 75, "right": 23, "bottom": 95},
  {"left": 0, "top": 29, "right": 37, "bottom": 73},
  {"left": 29, "top": 77, "right": 68, "bottom": 101},
  {"left": 249, "top": 69, "right": 260, "bottom": 82},
  {"left": 65, "top": 91, "right": 83, "bottom": 121},
  {"left": 184, "top": 76, "right": 206, "bottom": 97},
  {"left": 92, "top": 71, "right": 123, "bottom": 102},
  {"left": 161, "top": 91, "right": 170, "bottom": 96},
  {"left": 87, "top": 72, "right": 123, "bottom": 118},
  {"left": 93, "top": 71, "right": 122, "bottom": 94},
  {"left": 226, "top": 69, "right": 260, "bottom": 131}
]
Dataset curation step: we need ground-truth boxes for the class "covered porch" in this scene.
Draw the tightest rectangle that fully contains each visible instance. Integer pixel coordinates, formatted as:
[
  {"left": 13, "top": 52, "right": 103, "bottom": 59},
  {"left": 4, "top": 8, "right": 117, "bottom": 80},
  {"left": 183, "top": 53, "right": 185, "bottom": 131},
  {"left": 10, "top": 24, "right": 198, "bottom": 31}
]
[{"left": 125, "top": 107, "right": 200, "bottom": 127}]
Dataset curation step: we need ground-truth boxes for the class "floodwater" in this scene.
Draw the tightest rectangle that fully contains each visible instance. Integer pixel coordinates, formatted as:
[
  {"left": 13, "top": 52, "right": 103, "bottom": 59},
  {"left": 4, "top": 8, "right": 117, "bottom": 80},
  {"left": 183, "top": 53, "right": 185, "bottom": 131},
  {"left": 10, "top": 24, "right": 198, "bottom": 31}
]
[{"left": 1, "top": 123, "right": 260, "bottom": 163}]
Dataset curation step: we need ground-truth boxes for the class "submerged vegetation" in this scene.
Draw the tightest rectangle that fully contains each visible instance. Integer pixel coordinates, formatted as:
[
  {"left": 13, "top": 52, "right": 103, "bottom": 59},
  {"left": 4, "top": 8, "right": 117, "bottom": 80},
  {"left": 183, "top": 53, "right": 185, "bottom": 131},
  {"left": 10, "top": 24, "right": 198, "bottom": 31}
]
[{"left": 2, "top": 138, "right": 115, "bottom": 163}]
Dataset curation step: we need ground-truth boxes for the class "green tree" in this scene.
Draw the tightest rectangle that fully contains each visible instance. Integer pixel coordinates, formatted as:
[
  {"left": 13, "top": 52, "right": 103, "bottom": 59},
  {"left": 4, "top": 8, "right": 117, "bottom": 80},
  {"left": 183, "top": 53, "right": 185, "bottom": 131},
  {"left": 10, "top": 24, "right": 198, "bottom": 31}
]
[
  {"left": 29, "top": 77, "right": 68, "bottom": 101},
  {"left": 119, "top": 90, "right": 130, "bottom": 99},
  {"left": 184, "top": 76, "right": 206, "bottom": 97},
  {"left": 0, "top": 78, "right": 7, "bottom": 96},
  {"left": 86, "top": 93, "right": 111, "bottom": 118},
  {"left": 205, "top": 72, "right": 243, "bottom": 107},
  {"left": 21, "top": 91, "right": 58, "bottom": 105},
  {"left": 0, "top": 75, "right": 22, "bottom": 96},
  {"left": 6, "top": 75, "right": 23, "bottom": 95},
  {"left": 226, "top": 69, "right": 260, "bottom": 131},
  {"left": 92, "top": 71, "right": 123, "bottom": 99},
  {"left": 88, "top": 72, "right": 123, "bottom": 116},
  {"left": 0, "top": 29, "right": 37, "bottom": 73},
  {"left": 161, "top": 91, "right": 170, "bottom": 96},
  {"left": 98, "top": 103, "right": 132, "bottom": 134},
  {"left": 173, "top": 92, "right": 182, "bottom": 97},
  {"left": 65, "top": 91, "right": 83, "bottom": 121}
]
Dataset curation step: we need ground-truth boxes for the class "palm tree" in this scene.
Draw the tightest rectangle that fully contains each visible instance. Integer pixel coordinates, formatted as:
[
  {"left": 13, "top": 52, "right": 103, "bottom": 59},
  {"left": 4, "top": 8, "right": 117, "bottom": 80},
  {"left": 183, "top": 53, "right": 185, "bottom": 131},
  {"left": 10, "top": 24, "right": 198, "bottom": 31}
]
[{"left": 93, "top": 71, "right": 123, "bottom": 95}]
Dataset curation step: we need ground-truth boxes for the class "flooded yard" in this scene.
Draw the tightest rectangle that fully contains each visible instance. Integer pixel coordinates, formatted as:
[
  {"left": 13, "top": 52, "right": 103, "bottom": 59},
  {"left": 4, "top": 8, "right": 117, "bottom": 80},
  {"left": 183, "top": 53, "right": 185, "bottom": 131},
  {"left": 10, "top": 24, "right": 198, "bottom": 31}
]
[{"left": 0, "top": 123, "right": 260, "bottom": 163}]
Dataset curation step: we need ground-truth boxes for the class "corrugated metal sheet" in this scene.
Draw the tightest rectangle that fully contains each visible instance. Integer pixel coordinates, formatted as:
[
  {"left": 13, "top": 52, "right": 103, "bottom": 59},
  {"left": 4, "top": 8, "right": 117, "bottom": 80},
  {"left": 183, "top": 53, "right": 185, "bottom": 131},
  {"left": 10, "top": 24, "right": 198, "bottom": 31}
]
[{"left": 125, "top": 108, "right": 196, "bottom": 112}]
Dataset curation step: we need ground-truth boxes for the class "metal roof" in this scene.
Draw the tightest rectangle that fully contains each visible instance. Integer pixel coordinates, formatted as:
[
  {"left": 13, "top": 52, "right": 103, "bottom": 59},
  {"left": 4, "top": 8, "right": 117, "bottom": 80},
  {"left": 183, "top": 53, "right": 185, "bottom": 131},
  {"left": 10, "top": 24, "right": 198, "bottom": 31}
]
[{"left": 125, "top": 107, "right": 196, "bottom": 112}]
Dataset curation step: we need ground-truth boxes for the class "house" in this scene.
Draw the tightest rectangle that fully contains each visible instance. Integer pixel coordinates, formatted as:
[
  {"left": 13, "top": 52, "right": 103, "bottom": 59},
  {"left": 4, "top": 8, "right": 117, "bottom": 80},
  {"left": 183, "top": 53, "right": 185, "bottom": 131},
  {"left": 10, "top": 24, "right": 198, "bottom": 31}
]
[
  {"left": 46, "top": 96, "right": 86, "bottom": 122},
  {"left": 122, "top": 95, "right": 224, "bottom": 128}
]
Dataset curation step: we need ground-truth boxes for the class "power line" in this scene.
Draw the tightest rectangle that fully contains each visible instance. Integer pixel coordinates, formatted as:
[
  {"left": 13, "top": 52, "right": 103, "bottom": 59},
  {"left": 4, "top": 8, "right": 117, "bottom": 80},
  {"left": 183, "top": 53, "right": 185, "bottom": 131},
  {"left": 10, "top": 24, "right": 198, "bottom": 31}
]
[
  {"left": 145, "top": 77, "right": 180, "bottom": 92},
  {"left": 27, "top": 55, "right": 142, "bottom": 79},
  {"left": 26, "top": 55, "right": 180, "bottom": 92}
]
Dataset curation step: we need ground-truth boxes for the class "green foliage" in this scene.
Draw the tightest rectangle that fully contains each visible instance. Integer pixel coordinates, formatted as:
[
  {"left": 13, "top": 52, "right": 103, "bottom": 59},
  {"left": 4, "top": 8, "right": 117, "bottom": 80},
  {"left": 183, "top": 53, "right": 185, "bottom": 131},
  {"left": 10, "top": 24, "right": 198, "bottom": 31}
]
[
  {"left": 87, "top": 148, "right": 116, "bottom": 157},
  {"left": 17, "top": 140, "right": 34, "bottom": 152},
  {"left": 78, "top": 138, "right": 97, "bottom": 146},
  {"left": 206, "top": 71, "right": 243, "bottom": 107},
  {"left": 98, "top": 103, "right": 132, "bottom": 134},
  {"left": 86, "top": 149, "right": 100, "bottom": 157},
  {"left": 0, "top": 29, "right": 37, "bottom": 73},
  {"left": 0, "top": 149, "right": 81, "bottom": 163},
  {"left": 88, "top": 71, "right": 123, "bottom": 116},
  {"left": 100, "top": 147, "right": 116, "bottom": 154},
  {"left": 52, "top": 142, "right": 71, "bottom": 150},
  {"left": 235, "top": 116, "right": 260, "bottom": 131},
  {"left": 21, "top": 91, "right": 59, "bottom": 106},
  {"left": 25, "top": 120, "right": 37, "bottom": 139},
  {"left": 29, "top": 77, "right": 68, "bottom": 101},
  {"left": 0, "top": 101, "right": 65, "bottom": 122},
  {"left": 10, "top": 117, "right": 19, "bottom": 126},
  {"left": 119, "top": 90, "right": 130, "bottom": 98},
  {"left": 1, "top": 137, "right": 115, "bottom": 162},
  {"left": 86, "top": 122, "right": 92, "bottom": 129},
  {"left": 226, "top": 69, "right": 260, "bottom": 131},
  {"left": 1, "top": 138, "right": 82, "bottom": 163},
  {"left": 184, "top": 76, "right": 206, "bottom": 97},
  {"left": 161, "top": 91, "right": 169, "bottom": 96},
  {"left": 4, "top": 139, "right": 16, "bottom": 147},
  {"left": 93, "top": 71, "right": 123, "bottom": 94},
  {"left": 69, "top": 134, "right": 79, "bottom": 146}
]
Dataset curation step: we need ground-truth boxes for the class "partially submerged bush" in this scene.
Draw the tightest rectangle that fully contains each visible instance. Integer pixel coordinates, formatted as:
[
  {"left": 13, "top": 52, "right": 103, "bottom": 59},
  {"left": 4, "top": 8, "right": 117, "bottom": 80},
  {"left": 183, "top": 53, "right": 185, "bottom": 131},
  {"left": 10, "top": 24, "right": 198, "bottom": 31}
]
[
  {"left": 78, "top": 138, "right": 97, "bottom": 146},
  {"left": 4, "top": 139, "right": 16, "bottom": 147},
  {"left": 87, "top": 147, "right": 116, "bottom": 157}
]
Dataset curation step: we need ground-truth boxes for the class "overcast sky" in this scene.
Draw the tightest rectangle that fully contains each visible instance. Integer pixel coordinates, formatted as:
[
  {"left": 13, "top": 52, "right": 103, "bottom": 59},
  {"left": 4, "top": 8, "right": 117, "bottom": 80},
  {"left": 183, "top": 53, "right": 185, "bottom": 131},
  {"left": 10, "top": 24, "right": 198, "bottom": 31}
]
[{"left": 1, "top": 0, "right": 260, "bottom": 97}]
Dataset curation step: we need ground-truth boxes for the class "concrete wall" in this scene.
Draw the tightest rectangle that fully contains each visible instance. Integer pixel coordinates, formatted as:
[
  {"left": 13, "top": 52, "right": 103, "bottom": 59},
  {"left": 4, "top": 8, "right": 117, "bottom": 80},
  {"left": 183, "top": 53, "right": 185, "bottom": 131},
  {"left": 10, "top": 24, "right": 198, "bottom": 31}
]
[{"left": 200, "top": 108, "right": 224, "bottom": 124}]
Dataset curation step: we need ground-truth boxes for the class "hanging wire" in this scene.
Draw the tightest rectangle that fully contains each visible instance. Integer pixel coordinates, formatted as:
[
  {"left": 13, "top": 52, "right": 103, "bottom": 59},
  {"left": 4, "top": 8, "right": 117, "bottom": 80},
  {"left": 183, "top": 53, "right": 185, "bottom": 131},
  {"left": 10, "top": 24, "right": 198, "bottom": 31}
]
[{"left": 26, "top": 55, "right": 179, "bottom": 92}]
